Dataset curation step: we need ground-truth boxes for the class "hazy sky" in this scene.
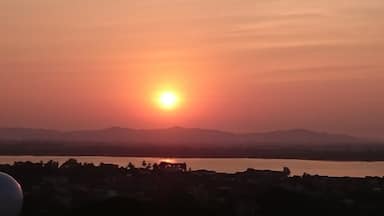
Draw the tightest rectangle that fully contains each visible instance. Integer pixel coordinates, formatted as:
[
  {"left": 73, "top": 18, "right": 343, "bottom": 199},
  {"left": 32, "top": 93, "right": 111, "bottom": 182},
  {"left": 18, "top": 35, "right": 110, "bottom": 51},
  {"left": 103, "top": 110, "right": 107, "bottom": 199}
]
[{"left": 1, "top": 0, "right": 384, "bottom": 137}]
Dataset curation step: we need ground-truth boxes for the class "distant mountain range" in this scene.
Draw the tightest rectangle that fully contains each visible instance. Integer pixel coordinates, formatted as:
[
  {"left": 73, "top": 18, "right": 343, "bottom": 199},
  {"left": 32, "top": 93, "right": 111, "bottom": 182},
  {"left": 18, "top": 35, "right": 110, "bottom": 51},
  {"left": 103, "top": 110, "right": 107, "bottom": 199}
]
[
  {"left": 1, "top": 127, "right": 384, "bottom": 160},
  {"left": 0, "top": 127, "right": 365, "bottom": 146}
]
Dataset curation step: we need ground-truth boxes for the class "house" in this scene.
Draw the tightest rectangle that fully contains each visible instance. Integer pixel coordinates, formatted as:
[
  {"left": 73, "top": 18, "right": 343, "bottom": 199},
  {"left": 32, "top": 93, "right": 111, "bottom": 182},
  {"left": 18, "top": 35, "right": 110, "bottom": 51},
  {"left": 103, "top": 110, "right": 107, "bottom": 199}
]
[{"left": 158, "top": 162, "right": 187, "bottom": 172}]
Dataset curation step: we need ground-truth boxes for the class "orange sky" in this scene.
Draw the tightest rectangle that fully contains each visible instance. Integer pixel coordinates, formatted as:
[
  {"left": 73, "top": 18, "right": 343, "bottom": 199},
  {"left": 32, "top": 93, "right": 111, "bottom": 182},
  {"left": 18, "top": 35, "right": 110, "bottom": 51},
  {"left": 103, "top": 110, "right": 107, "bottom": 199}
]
[{"left": 1, "top": 0, "right": 384, "bottom": 137}]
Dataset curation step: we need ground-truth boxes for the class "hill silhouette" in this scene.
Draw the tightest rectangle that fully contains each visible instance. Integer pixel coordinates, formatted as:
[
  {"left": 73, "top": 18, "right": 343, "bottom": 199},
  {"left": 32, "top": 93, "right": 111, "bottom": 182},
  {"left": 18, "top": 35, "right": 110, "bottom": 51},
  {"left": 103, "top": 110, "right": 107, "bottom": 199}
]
[
  {"left": 1, "top": 127, "right": 383, "bottom": 160},
  {"left": 0, "top": 127, "right": 362, "bottom": 146}
]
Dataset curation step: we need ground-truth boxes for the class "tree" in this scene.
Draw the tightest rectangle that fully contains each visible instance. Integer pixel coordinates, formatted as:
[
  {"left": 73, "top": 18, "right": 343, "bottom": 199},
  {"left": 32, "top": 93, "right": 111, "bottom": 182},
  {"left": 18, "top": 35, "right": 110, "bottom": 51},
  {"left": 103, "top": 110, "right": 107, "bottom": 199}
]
[
  {"left": 127, "top": 162, "right": 135, "bottom": 170},
  {"left": 60, "top": 159, "right": 81, "bottom": 169},
  {"left": 283, "top": 167, "right": 291, "bottom": 176}
]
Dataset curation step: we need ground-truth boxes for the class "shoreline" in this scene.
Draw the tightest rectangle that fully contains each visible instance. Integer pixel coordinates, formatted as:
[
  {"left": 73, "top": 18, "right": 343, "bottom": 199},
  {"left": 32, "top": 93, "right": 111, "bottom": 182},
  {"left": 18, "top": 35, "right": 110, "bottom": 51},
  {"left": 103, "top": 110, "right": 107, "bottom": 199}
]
[{"left": 1, "top": 154, "right": 384, "bottom": 162}]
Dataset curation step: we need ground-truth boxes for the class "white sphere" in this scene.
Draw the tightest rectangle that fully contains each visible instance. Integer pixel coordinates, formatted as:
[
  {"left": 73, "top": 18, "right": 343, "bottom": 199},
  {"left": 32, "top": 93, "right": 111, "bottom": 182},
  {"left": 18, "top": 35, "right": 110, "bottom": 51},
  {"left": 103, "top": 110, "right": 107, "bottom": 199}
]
[{"left": 0, "top": 172, "right": 23, "bottom": 216}]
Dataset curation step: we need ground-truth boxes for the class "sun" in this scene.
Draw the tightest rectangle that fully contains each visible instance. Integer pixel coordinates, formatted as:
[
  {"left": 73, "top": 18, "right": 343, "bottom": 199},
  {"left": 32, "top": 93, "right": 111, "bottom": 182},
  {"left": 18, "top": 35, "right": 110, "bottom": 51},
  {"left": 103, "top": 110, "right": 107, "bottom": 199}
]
[{"left": 158, "top": 91, "right": 179, "bottom": 110}]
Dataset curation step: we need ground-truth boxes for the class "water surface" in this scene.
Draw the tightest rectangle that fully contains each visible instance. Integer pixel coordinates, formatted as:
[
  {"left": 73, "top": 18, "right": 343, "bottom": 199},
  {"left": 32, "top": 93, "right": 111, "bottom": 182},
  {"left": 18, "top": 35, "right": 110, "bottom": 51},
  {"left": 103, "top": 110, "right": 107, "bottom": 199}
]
[{"left": 1, "top": 156, "right": 383, "bottom": 177}]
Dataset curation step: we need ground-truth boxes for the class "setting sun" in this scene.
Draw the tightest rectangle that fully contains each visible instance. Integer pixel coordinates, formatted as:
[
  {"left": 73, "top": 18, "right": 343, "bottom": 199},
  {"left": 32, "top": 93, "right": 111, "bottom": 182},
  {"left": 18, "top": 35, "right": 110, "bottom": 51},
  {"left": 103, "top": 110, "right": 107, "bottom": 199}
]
[{"left": 158, "top": 91, "right": 179, "bottom": 110}]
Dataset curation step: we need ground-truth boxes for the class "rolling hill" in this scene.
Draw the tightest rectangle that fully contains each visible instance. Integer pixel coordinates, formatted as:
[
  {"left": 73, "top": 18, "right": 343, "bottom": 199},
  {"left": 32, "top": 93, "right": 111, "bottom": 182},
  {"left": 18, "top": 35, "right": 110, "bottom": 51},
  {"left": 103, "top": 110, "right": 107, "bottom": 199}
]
[{"left": 0, "top": 127, "right": 363, "bottom": 145}]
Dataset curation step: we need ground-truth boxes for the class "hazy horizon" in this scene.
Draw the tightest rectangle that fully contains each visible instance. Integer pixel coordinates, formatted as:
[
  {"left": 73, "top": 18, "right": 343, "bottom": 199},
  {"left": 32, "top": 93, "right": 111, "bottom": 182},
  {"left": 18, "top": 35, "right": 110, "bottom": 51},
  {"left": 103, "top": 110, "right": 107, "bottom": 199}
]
[
  {"left": 0, "top": 125, "right": 356, "bottom": 134},
  {"left": 0, "top": 125, "right": 380, "bottom": 141},
  {"left": 1, "top": 0, "right": 384, "bottom": 138}
]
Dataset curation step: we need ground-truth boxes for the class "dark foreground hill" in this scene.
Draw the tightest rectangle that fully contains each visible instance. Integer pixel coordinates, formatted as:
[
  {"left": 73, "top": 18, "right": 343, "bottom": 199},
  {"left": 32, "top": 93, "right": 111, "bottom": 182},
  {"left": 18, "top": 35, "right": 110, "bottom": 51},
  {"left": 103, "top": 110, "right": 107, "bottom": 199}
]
[
  {"left": 0, "top": 127, "right": 383, "bottom": 160},
  {"left": 1, "top": 160, "right": 383, "bottom": 216}
]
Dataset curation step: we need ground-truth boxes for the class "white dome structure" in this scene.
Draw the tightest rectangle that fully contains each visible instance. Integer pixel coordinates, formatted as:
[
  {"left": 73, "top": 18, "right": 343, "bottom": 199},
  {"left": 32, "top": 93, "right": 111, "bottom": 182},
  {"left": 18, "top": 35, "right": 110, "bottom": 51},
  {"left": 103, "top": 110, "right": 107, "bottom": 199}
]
[{"left": 0, "top": 172, "right": 23, "bottom": 216}]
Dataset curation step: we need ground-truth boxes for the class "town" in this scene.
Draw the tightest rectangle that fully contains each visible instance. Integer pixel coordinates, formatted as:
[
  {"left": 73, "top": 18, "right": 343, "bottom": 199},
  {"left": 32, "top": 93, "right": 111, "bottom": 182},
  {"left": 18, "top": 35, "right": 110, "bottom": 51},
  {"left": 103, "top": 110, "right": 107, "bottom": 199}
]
[{"left": 1, "top": 159, "right": 383, "bottom": 216}]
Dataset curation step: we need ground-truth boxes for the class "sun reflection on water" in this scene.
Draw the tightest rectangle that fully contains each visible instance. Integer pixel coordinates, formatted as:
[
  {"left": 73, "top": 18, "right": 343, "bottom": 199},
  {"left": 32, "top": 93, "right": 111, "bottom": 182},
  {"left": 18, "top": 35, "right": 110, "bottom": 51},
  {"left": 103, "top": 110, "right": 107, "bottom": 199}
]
[{"left": 159, "top": 158, "right": 177, "bottom": 163}]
